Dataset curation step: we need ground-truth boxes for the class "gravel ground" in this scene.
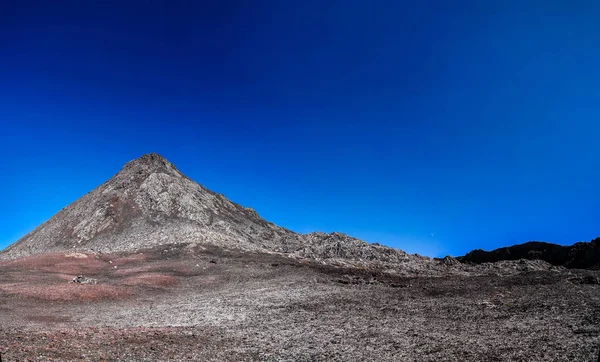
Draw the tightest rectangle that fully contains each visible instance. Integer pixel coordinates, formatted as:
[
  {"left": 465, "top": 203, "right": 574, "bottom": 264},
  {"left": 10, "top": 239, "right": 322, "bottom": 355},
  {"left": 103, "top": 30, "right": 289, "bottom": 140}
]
[{"left": 1, "top": 244, "right": 599, "bottom": 361}]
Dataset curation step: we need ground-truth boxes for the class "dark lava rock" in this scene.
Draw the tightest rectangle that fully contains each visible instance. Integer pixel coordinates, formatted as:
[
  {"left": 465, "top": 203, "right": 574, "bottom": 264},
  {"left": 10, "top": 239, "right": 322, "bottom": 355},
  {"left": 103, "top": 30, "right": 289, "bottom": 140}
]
[
  {"left": 457, "top": 238, "right": 600, "bottom": 269},
  {"left": 568, "top": 275, "right": 600, "bottom": 284}
]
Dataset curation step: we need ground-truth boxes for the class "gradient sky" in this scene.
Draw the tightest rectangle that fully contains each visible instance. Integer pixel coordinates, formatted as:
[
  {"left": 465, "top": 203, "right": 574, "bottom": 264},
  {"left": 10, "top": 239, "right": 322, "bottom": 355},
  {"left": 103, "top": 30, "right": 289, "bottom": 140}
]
[{"left": 2, "top": 1, "right": 600, "bottom": 257}]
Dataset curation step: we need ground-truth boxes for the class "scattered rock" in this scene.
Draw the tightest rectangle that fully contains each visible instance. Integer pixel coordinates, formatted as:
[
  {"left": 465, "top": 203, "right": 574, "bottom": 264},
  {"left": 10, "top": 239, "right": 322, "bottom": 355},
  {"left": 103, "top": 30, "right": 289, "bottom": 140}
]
[
  {"left": 568, "top": 275, "right": 600, "bottom": 284},
  {"left": 71, "top": 275, "right": 97, "bottom": 285},
  {"left": 64, "top": 253, "right": 88, "bottom": 259},
  {"left": 439, "top": 255, "right": 460, "bottom": 266},
  {"left": 389, "top": 283, "right": 411, "bottom": 288},
  {"left": 478, "top": 300, "right": 496, "bottom": 308}
]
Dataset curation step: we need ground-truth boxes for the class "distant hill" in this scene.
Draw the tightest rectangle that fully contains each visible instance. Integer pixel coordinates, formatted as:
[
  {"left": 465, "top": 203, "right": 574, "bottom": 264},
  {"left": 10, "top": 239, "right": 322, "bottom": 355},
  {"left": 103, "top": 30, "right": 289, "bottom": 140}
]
[{"left": 457, "top": 238, "right": 600, "bottom": 269}]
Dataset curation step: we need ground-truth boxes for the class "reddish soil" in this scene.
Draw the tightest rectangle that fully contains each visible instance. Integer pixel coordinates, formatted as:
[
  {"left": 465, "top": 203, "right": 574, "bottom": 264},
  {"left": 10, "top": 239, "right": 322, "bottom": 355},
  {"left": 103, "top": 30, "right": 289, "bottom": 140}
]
[
  {"left": 120, "top": 273, "right": 178, "bottom": 287},
  {"left": 1, "top": 244, "right": 599, "bottom": 361}
]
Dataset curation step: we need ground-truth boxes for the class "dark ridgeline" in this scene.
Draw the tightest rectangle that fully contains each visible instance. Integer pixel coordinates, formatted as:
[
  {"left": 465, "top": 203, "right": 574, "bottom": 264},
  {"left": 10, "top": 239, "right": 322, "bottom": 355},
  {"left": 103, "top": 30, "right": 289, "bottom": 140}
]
[{"left": 458, "top": 238, "right": 600, "bottom": 269}]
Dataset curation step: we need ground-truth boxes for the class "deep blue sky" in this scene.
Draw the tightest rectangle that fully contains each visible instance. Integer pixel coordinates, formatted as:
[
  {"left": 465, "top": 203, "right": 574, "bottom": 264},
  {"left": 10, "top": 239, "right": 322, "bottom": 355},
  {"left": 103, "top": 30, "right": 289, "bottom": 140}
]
[{"left": 2, "top": 1, "right": 600, "bottom": 257}]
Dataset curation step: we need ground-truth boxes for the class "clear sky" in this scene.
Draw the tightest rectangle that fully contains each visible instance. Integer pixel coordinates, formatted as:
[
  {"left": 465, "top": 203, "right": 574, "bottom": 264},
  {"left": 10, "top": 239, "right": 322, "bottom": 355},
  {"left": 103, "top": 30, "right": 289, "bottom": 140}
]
[{"left": 2, "top": 1, "right": 600, "bottom": 257}]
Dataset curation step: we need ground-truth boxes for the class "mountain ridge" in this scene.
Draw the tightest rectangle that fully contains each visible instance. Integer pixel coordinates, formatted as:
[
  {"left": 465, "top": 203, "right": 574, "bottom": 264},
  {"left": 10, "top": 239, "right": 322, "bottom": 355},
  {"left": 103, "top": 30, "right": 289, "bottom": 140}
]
[
  {"left": 1, "top": 153, "right": 425, "bottom": 273},
  {"left": 457, "top": 238, "right": 600, "bottom": 269}
]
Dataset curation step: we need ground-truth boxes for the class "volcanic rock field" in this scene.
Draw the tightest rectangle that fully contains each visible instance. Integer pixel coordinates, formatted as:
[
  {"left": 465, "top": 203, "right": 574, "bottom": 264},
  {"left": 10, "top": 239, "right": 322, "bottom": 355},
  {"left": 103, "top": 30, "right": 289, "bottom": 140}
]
[{"left": 1, "top": 154, "right": 599, "bottom": 361}]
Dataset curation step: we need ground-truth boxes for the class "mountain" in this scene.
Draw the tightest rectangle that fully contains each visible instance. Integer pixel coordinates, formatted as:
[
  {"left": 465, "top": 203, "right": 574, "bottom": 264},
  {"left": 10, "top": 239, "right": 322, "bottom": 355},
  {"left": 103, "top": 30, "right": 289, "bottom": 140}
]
[
  {"left": 1, "top": 153, "right": 422, "bottom": 271},
  {"left": 3, "top": 154, "right": 293, "bottom": 257},
  {"left": 457, "top": 238, "right": 600, "bottom": 269}
]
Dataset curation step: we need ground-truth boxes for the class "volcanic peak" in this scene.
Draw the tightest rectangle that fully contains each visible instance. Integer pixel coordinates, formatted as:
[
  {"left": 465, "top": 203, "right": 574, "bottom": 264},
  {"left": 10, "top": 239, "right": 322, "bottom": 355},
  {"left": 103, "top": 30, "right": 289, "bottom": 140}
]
[{"left": 120, "top": 153, "right": 182, "bottom": 178}]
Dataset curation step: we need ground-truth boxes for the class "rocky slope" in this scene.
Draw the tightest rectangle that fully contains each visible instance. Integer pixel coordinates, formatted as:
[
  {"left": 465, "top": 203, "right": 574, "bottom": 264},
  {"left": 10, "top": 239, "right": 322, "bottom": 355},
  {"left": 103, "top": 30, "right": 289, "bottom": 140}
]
[
  {"left": 2, "top": 153, "right": 297, "bottom": 258},
  {"left": 1, "top": 153, "right": 433, "bottom": 272},
  {"left": 458, "top": 238, "right": 600, "bottom": 269}
]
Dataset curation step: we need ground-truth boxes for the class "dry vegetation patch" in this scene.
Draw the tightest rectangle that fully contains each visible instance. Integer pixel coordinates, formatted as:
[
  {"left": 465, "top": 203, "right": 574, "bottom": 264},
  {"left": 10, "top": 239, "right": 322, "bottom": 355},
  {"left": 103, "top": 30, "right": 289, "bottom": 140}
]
[
  {"left": 64, "top": 252, "right": 89, "bottom": 259},
  {"left": 0, "top": 282, "right": 130, "bottom": 302},
  {"left": 1, "top": 253, "right": 106, "bottom": 275},
  {"left": 110, "top": 253, "right": 149, "bottom": 266},
  {"left": 120, "top": 273, "right": 179, "bottom": 287}
]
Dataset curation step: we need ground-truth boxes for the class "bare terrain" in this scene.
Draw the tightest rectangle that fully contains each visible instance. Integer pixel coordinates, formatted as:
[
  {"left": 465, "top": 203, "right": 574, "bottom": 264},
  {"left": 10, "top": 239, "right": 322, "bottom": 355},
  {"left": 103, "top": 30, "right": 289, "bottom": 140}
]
[
  {"left": 1, "top": 243, "right": 599, "bottom": 361},
  {"left": 2, "top": 154, "right": 599, "bottom": 361}
]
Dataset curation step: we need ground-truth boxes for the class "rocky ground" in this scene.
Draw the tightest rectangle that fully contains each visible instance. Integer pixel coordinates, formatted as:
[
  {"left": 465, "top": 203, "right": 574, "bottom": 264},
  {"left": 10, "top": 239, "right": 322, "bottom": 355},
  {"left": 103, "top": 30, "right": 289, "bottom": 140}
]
[{"left": 1, "top": 244, "right": 599, "bottom": 361}]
